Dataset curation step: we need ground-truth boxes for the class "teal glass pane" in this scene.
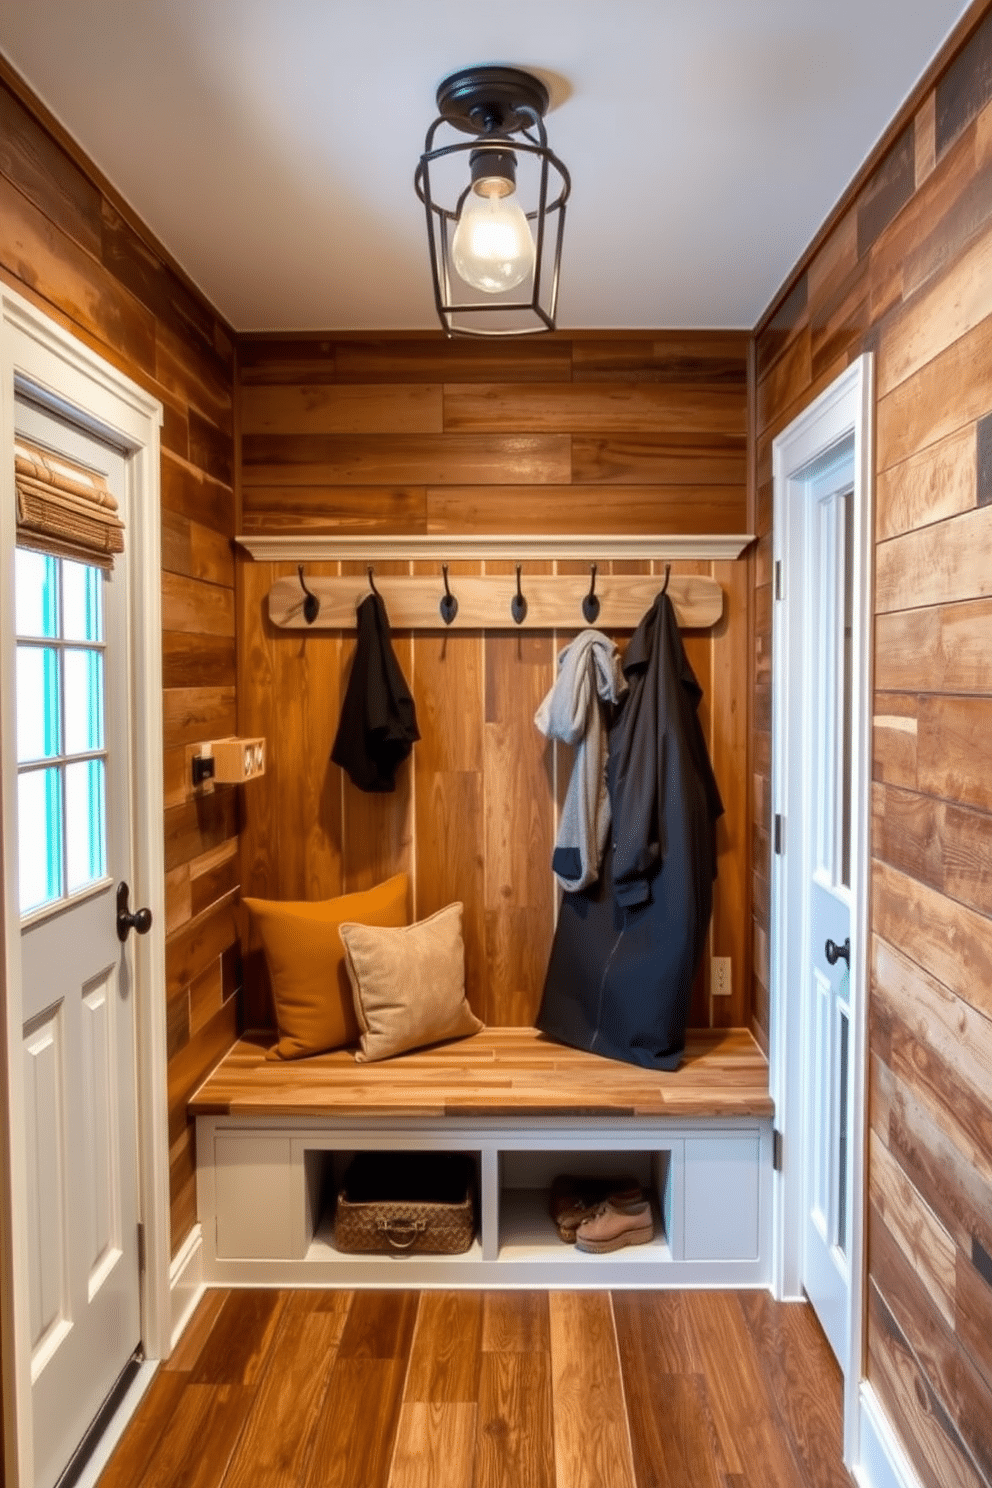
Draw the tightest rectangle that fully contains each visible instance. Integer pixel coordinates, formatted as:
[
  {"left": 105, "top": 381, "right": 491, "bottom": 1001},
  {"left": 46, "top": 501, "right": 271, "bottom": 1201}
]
[
  {"left": 15, "top": 549, "right": 58, "bottom": 639},
  {"left": 62, "top": 560, "right": 103, "bottom": 644},
  {"left": 65, "top": 759, "right": 106, "bottom": 895},
  {"left": 18, "top": 768, "right": 63, "bottom": 913},
  {"left": 64, "top": 648, "right": 104, "bottom": 755},
  {"left": 16, "top": 645, "right": 61, "bottom": 763}
]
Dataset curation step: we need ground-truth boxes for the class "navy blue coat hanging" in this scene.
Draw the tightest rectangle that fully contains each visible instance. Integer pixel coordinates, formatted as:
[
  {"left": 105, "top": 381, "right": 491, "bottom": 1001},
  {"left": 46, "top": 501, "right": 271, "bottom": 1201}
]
[
  {"left": 536, "top": 589, "right": 724, "bottom": 1070},
  {"left": 331, "top": 592, "right": 420, "bottom": 792}
]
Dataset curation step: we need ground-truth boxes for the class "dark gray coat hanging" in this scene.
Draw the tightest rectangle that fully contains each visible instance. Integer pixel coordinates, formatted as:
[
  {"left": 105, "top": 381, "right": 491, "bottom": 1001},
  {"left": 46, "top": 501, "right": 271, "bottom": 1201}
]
[{"left": 537, "top": 590, "right": 724, "bottom": 1070}]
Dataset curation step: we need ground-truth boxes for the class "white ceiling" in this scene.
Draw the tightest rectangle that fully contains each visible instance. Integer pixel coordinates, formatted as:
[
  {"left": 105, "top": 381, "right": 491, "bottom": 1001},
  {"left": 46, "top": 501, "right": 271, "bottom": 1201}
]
[{"left": 0, "top": 1, "right": 973, "bottom": 333}]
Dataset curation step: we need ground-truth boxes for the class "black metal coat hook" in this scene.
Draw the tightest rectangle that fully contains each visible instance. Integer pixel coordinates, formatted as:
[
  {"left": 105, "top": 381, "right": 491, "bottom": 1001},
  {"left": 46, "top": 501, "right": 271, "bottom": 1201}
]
[
  {"left": 298, "top": 565, "right": 320, "bottom": 624},
  {"left": 367, "top": 566, "right": 381, "bottom": 597},
  {"left": 511, "top": 564, "right": 528, "bottom": 625},
  {"left": 660, "top": 562, "right": 671, "bottom": 595},
  {"left": 582, "top": 563, "right": 600, "bottom": 623},
  {"left": 439, "top": 564, "right": 458, "bottom": 625}
]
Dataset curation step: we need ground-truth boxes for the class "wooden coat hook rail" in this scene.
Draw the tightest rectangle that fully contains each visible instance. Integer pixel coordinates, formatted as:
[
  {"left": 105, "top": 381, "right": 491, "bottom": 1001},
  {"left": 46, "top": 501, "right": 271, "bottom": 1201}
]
[{"left": 268, "top": 566, "right": 724, "bottom": 632}]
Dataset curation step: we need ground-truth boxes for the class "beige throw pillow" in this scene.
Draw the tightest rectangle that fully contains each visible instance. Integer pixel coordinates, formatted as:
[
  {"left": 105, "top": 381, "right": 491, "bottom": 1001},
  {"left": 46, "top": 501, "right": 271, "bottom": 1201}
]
[{"left": 339, "top": 902, "right": 483, "bottom": 1063}]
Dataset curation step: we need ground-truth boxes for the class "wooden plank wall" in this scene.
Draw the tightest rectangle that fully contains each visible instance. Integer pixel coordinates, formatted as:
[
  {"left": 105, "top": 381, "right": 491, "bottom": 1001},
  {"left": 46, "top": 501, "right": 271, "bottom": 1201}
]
[
  {"left": 236, "top": 332, "right": 752, "bottom": 1033},
  {"left": 0, "top": 66, "right": 239, "bottom": 1256},
  {"left": 753, "top": 6, "right": 992, "bottom": 1485}
]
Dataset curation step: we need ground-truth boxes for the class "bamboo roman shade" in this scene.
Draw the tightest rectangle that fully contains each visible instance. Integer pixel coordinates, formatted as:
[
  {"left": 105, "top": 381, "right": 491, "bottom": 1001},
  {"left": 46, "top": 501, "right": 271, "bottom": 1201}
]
[{"left": 14, "top": 436, "right": 124, "bottom": 568}]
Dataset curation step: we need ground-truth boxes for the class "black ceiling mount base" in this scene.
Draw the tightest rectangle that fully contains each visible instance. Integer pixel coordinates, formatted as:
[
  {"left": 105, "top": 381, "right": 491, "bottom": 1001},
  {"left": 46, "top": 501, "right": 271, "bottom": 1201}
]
[{"left": 436, "top": 66, "right": 550, "bottom": 137}]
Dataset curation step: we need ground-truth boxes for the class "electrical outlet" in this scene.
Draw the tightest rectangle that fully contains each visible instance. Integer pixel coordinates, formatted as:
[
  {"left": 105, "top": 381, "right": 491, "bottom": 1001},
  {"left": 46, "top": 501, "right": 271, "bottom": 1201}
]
[{"left": 712, "top": 956, "right": 732, "bottom": 997}]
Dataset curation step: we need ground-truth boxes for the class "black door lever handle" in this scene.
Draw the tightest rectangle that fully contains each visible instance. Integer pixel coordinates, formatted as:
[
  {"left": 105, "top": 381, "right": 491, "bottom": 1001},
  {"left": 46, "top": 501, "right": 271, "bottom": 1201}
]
[
  {"left": 825, "top": 936, "right": 850, "bottom": 968},
  {"left": 117, "top": 881, "right": 152, "bottom": 943}
]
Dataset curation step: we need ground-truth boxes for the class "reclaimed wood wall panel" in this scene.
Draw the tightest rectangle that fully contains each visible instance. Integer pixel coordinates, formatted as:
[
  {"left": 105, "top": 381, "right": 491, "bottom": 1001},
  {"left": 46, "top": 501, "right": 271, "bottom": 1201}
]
[
  {"left": 0, "top": 64, "right": 239, "bottom": 1257},
  {"left": 236, "top": 331, "right": 751, "bottom": 1030},
  {"left": 754, "top": 8, "right": 992, "bottom": 1482}
]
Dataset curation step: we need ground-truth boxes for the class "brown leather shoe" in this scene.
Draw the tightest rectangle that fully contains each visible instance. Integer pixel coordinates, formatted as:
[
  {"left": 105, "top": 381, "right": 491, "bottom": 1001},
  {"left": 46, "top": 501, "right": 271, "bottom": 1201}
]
[
  {"left": 574, "top": 1198, "right": 654, "bottom": 1253},
  {"left": 550, "top": 1175, "right": 643, "bottom": 1243}
]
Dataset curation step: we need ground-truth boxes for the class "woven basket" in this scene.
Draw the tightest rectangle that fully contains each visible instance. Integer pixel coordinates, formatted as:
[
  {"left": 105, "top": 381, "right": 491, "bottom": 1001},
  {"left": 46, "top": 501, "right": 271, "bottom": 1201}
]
[{"left": 334, "top": 1152, "right": 475, "bottom": 1256}]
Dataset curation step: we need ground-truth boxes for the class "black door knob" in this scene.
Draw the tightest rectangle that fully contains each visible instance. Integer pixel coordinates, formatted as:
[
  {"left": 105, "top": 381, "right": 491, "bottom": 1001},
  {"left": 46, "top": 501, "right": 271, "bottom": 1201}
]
[
  {"left": 117, "top": 881, "right": 153, "bottom": 943},
  {"left": 825, "top": 936, "right": 850, "bottom": 968}
]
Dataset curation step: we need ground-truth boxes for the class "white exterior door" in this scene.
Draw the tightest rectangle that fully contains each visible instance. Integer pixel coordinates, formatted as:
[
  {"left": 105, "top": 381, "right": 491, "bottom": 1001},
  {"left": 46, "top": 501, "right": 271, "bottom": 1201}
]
[
  {"left": 800, "top": 460, "right": 855, "bottom": 1369},
  {"left": 14, "top": 401, "right": 142, "bottom": 1488}
]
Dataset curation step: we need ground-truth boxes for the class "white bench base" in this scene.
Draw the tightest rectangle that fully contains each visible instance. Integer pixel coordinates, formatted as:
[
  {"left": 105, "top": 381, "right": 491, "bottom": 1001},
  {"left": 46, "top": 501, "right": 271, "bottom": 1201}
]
[{"left": 195, "top": 1113, "right": 774, "bottom": 1289}]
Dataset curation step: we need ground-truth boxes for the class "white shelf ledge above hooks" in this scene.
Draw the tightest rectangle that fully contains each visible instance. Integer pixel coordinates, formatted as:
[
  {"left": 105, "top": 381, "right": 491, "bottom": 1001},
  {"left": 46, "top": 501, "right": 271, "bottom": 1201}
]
[{"left": 237, "top": 533, "right": 754, "bottom": 564}]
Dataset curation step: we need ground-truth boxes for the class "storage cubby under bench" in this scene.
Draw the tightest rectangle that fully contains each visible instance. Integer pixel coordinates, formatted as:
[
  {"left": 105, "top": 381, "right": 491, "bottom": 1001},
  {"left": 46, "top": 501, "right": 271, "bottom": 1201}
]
[{"left": 189, "top": 1026, "right": 775, "bottom": 1288}]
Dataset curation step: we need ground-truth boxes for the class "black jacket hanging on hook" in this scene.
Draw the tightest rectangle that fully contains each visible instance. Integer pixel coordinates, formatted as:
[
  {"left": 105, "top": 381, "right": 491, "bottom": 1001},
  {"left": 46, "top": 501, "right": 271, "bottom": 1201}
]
[
  {"left": 331, "top": 592, "right": 420, "bottom": 792},
  {"left": 536, "top": 589, "right": 724, "bottom": 1070}
]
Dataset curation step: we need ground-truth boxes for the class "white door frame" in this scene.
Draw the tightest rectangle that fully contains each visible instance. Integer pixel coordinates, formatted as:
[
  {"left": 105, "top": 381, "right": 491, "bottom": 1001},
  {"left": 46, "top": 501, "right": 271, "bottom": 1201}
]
[
  {"left": 0, "top": 287, "right": 169, "bottom": 1488},
  {"left": 769, "top": 354, "right": 874, "bottom": 1466}
]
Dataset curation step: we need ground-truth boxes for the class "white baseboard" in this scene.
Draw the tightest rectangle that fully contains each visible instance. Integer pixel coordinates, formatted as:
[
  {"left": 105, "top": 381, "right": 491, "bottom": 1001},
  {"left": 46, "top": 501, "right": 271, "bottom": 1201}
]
[
  {"left": 168, "top": 1223, "right": 205, "bottom": 1353},
  {"left": 855, "top": 1383, "right": 923, "bottom": 1488}
]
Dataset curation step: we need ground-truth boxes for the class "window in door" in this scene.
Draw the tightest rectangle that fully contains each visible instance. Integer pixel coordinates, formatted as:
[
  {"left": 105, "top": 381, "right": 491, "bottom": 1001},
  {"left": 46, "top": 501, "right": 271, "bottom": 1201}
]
[{"left": 15, "top": 548, "right": 108, "bottom": 918}]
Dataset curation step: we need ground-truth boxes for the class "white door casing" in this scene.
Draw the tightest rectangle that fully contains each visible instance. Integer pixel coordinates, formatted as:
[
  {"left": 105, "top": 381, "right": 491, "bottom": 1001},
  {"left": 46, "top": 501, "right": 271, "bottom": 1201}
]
[
  {"left": 770, "top": 354, "right": 874, "bottom": 1467},
  {"left": 0, "top": 288, "right": 168, "bottom": 1488}
]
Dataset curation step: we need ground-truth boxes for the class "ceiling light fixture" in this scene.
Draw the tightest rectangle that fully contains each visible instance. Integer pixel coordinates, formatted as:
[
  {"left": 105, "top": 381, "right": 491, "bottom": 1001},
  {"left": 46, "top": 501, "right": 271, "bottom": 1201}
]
[{"left": 415, "top": 65, "right": 570, "bottom": 338}]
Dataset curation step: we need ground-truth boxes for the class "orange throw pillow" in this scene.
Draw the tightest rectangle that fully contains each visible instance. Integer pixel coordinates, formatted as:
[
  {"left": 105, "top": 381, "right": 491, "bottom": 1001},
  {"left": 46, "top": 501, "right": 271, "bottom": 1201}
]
[{"left": 244, "top": 873, "right": 409, "bottom": 1060}]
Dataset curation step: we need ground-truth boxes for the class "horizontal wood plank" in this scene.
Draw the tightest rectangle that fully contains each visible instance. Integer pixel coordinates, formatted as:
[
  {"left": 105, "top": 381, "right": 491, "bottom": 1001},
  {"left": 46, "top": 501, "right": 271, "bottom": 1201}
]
[
  {"left": 876, "top": 312, "right": 992, "bottom": 471},
  {"left": 0, "top": 82, "right": 103, "bottom": 254},
  {"left": 162, "top": 570, "right": 236, "bottom": 637},
  {"left": 240, "top": 383, "right": 443, "bottom": 436},
  {"left": 872, "top": 779, "right": 992, "bottom": 921},
  {"left": 162, "top": 631, "right": 236, "bottom": 691},
  {"left": 571, "top": 334, "right": 747, "bottom": 384},
  {"left": 241, "top": 485, "right": 427, "bottom": 534},
  {"left": 869, "top": 1130, "right": 957, "bottom": 1326},
  {"left": 872, "top": 932, "right": 992, "bottom": 1116},
  {"left": 868, "top": 1280, "right": 986, "bottom": 1488},
  {"left": 242, "top": 434, "right": 571, "bottom": 486},
  {"left": 163, "top": 686, "right": 237, "bottom": 752},
  {"left": 879, "top": 218, "right": 992, "bottom": 398},
  {"left": 571, "top": 436, "right": 746, "bottom": 486},
  {"left": 874, "top": 597, "right": 992, "bottom": 694},
  {"left": 875, "top": 503, "right": 992, "bottom": 613},
  {"left": 875, "top": 424, "right": 976, "bottom": 543},
  {"left": 0, "top": 167, "right": 156, "bottom": 376},
  {"left": 886, "top": 1070, "right": 992, "bottom": 1260},
  {"left": 445, "top": 383, "right": 746, "bottom": 437},
  {"left": 161, "top": 508, "right": 235, "bottom": 588},
  {"left": 162, "top": 451, "right": 235, "bottom": 535},
  {"left": 334, "top": 336, "right": 573, "bottom": 385},
  {"left": 425, "top": 484, "right": 746, "bottom": 536}
]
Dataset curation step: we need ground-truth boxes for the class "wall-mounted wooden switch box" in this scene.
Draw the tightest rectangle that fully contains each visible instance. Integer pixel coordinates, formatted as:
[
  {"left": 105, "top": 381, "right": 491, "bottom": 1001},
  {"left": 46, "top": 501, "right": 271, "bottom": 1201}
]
[{"left": 192, "top": 737, "right": 266, "bottom": 787}]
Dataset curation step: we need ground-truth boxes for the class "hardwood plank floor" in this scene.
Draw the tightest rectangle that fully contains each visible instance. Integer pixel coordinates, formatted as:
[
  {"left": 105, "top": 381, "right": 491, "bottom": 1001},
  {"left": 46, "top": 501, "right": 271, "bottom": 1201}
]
[{"left": 99, "top": 1290, "right": 854, "bottom": 1488}]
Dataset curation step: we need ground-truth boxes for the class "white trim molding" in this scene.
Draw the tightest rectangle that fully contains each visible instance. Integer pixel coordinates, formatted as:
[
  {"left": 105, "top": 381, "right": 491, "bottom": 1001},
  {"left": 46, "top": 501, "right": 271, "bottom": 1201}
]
[
  {"left": 237, "top": 532, "right": 755, "bottom": 563},
  {"left": 855, "top": 1384, "right": 924, "bottom": 1488},
  {"left": 0, "top": 286, "right": 167, "bottom": 1488},
  {"left": 169, "top": 1224, "right": 205, "bottom": 1350},
  {"left": 769, "top": 354, "right": 875, "bottom": 1467}
]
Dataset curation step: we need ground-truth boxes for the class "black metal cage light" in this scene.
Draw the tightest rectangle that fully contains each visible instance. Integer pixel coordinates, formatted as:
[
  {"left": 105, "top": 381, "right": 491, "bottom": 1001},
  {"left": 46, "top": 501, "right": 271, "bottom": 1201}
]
[{"left": 415, "top": 65, "right": 570, "bottom": 338}]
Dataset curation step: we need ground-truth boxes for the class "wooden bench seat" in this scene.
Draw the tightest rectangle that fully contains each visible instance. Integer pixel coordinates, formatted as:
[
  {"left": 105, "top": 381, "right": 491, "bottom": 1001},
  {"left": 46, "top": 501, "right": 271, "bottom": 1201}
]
[
  {"left": 189, "top": 1025, "right": 773, "bottom": 1122},
  {"left": 190, "top": 1026, "right": 775, "bottom": 1289}
]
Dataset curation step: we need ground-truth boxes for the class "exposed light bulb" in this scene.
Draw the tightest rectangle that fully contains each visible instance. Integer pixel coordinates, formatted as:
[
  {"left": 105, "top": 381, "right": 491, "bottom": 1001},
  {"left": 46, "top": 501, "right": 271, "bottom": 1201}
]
[{"left": 451, "top": 178, "right": 535, "bottom": 294}]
